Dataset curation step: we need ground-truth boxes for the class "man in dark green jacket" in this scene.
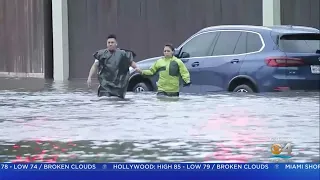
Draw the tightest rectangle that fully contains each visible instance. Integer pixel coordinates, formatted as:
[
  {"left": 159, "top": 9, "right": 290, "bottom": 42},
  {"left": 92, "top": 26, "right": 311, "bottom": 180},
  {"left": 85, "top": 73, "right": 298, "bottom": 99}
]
[{"left": 87, "top": 34, "right": 138, "bottom": 99}]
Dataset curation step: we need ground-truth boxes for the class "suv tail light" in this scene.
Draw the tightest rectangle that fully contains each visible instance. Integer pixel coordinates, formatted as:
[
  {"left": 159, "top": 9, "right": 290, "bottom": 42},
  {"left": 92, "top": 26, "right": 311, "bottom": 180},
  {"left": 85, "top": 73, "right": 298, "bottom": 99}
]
[{"left": 265, "top": 57, "right": 304, "bottom": 67}]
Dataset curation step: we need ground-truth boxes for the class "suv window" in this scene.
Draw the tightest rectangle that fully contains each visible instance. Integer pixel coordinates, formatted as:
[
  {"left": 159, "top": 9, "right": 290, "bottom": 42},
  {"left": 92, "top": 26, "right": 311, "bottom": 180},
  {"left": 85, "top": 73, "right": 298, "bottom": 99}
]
[
  {"left": 247, "top": 32, "right": 263, "bottom": 52},
  {"left": 212, "top": 31, "right": 242, "bottom": 56},
  {"left": 234, "top": 32, "right": 247, "bottom": 54},
  {"left": 181, "top": 32, "right": 218, "bottom": 57},
  {"left": 279, "top": 33, "right": 320, "bottom": 53}
]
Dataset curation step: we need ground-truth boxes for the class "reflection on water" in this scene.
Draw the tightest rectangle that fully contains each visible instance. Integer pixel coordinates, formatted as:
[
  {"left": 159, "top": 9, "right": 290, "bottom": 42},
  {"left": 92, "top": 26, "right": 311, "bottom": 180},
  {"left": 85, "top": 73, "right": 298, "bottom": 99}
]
[{"left": 0, "top": 78, "right": 319, "bottom": 163}]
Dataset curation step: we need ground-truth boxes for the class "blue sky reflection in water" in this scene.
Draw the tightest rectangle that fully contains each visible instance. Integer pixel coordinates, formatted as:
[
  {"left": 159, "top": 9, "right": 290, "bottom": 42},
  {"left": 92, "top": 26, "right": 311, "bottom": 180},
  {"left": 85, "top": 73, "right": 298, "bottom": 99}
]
[{"left": 0, "top": 79, "right": 319, "bottom": 163}]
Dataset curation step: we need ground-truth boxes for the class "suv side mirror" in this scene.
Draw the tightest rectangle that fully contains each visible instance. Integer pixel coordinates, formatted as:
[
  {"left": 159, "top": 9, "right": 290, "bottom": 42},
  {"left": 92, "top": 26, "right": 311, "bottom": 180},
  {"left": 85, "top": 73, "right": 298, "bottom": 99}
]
[{"left": 180, "top": 52, "right": 190, "bottom": 58}]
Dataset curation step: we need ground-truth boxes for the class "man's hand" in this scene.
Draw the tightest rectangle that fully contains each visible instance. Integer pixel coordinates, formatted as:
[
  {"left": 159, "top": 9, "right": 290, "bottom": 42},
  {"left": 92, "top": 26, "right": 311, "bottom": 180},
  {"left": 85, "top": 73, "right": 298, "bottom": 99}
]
[
  {"left": 87, "top": 78, "right": 92, "bottom": 87},
  {"left": 135, "top": 68, "right": 142, "bottom": 74}
]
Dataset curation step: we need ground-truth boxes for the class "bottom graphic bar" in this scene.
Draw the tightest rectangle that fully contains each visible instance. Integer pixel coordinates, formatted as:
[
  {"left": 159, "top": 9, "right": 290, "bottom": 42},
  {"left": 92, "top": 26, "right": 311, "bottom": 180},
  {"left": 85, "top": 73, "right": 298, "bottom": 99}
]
[{"left": 0, "top": 163, "right": 319, "bottom": 180}]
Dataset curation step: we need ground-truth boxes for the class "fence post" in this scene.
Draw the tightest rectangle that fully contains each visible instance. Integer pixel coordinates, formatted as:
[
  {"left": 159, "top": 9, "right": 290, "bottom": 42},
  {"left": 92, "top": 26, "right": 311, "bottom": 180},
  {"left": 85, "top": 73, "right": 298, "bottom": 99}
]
[
  {"left": 52, "top": 0, "right": 69, "bottom": 81},
  {"left": 263, "top": 0, "right": 281, "bottom": 26}
]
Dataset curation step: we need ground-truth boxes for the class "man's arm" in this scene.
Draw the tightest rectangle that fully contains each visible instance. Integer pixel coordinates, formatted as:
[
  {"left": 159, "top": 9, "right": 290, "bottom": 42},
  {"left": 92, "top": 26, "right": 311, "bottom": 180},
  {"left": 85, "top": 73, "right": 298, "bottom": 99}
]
[
  {"left": 123, "top": 50, "right": 138, "bottom": 69},
  {"left": 89, "top": 50, "right": 102, "bottom": 79},
  {"left": 88, "top": 60, "right": 99, "bottom": 79},
  {"left": 130, "top": 61, "right": 138, "bottom": 69},
  {"left": 177, "top": 59, "right": 191, "bottom": 85}
]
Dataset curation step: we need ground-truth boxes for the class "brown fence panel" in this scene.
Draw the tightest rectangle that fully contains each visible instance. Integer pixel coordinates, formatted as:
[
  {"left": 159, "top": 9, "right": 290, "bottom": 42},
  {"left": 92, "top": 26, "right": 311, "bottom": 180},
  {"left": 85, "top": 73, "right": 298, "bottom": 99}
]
[
  {"left": 281, "top": 0, "right": 320, "bottom": 30},
  {"left": 68, "top": 0, "right": 262, "bottom": 78},
  {"left": 0, "top": 0, "right": 52, "bottom": 78}
]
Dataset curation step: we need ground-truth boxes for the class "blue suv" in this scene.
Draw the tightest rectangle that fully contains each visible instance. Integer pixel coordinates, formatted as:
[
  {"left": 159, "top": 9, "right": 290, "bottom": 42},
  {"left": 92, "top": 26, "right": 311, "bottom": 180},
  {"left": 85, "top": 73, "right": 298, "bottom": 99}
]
[{"left": 128, "top": 25, "right": 320, "bottom": 93}]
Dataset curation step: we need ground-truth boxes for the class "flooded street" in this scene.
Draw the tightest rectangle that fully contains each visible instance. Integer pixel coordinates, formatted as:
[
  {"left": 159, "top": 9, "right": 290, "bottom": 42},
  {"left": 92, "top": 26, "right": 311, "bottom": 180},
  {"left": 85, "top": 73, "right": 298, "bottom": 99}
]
[{"left": 0, "top": 78, "right": 319, "bottom": 163}]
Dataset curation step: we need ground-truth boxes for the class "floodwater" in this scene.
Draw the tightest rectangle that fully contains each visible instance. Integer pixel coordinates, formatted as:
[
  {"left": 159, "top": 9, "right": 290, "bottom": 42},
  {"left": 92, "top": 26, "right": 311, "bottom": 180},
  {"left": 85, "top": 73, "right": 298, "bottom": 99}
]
[{"left": 0, "top": 78, "right": 319, "bottom": 163}]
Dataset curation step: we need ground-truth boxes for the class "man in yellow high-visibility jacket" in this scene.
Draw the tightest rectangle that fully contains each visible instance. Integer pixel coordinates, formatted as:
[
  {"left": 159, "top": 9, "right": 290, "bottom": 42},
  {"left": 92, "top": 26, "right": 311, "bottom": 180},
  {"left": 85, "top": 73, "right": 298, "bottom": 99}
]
[{"left": 136, "top": 44, "right": 191, "bottom": 97}]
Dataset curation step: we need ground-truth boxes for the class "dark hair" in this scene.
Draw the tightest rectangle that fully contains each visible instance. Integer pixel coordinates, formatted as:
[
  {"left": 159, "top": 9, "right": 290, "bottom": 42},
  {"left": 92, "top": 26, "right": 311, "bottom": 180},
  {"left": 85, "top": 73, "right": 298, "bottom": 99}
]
[
  {"left": 164, "top": 43, "right": 174, "bottom": 51},
  {"left": 107, "top": 34, "right": 117, "bottom": 40}
]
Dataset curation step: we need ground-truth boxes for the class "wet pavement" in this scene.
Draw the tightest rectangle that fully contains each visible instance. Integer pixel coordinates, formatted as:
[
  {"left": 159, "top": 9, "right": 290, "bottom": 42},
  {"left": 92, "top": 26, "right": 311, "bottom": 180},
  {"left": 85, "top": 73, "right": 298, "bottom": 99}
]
[{"left": 0, "top": 78, "right": 319, "bottom": 163}]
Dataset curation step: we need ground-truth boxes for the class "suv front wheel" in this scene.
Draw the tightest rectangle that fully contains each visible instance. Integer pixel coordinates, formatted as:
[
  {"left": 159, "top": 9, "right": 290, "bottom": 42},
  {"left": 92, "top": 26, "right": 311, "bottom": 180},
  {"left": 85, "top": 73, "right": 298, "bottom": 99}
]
[
  {"left": 133, "top": 82, "right": 152, "bottom": 93},
  {"left": 233, "top": 84, "right": 254, "bottom": 93}
]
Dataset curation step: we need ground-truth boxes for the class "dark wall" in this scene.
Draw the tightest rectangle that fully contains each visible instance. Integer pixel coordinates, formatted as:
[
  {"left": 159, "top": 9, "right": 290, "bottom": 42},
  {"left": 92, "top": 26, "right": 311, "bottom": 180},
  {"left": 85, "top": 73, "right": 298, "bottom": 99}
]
[
  {"left": 281, "top": 0, "right": 320, "bottom": 29},
  {"left": 0, "top": 0, "right": 52, "bottom": 77},
  {"left": 68, "top": 0, "right": 263, "bottom": 78}
]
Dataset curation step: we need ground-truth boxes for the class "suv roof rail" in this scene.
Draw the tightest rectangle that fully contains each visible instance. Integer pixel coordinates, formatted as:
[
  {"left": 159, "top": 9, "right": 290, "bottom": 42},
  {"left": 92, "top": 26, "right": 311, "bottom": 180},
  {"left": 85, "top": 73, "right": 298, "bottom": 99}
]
[
  {"left": 199, "top": 25, "right": 272, "bottom": 32},
  {"left": 268, "top": 25, "right": 319, "bottom": 32}
]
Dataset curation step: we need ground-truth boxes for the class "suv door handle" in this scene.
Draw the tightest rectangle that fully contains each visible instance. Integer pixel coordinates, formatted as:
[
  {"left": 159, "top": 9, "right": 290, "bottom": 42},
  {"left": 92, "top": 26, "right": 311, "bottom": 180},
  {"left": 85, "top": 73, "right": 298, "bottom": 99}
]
[
  {"left": 191, "top": 62, "right": 199, "bottom": 67},
  {"left": 231, "top": 59, "right": 239, "bottom": 63}
]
